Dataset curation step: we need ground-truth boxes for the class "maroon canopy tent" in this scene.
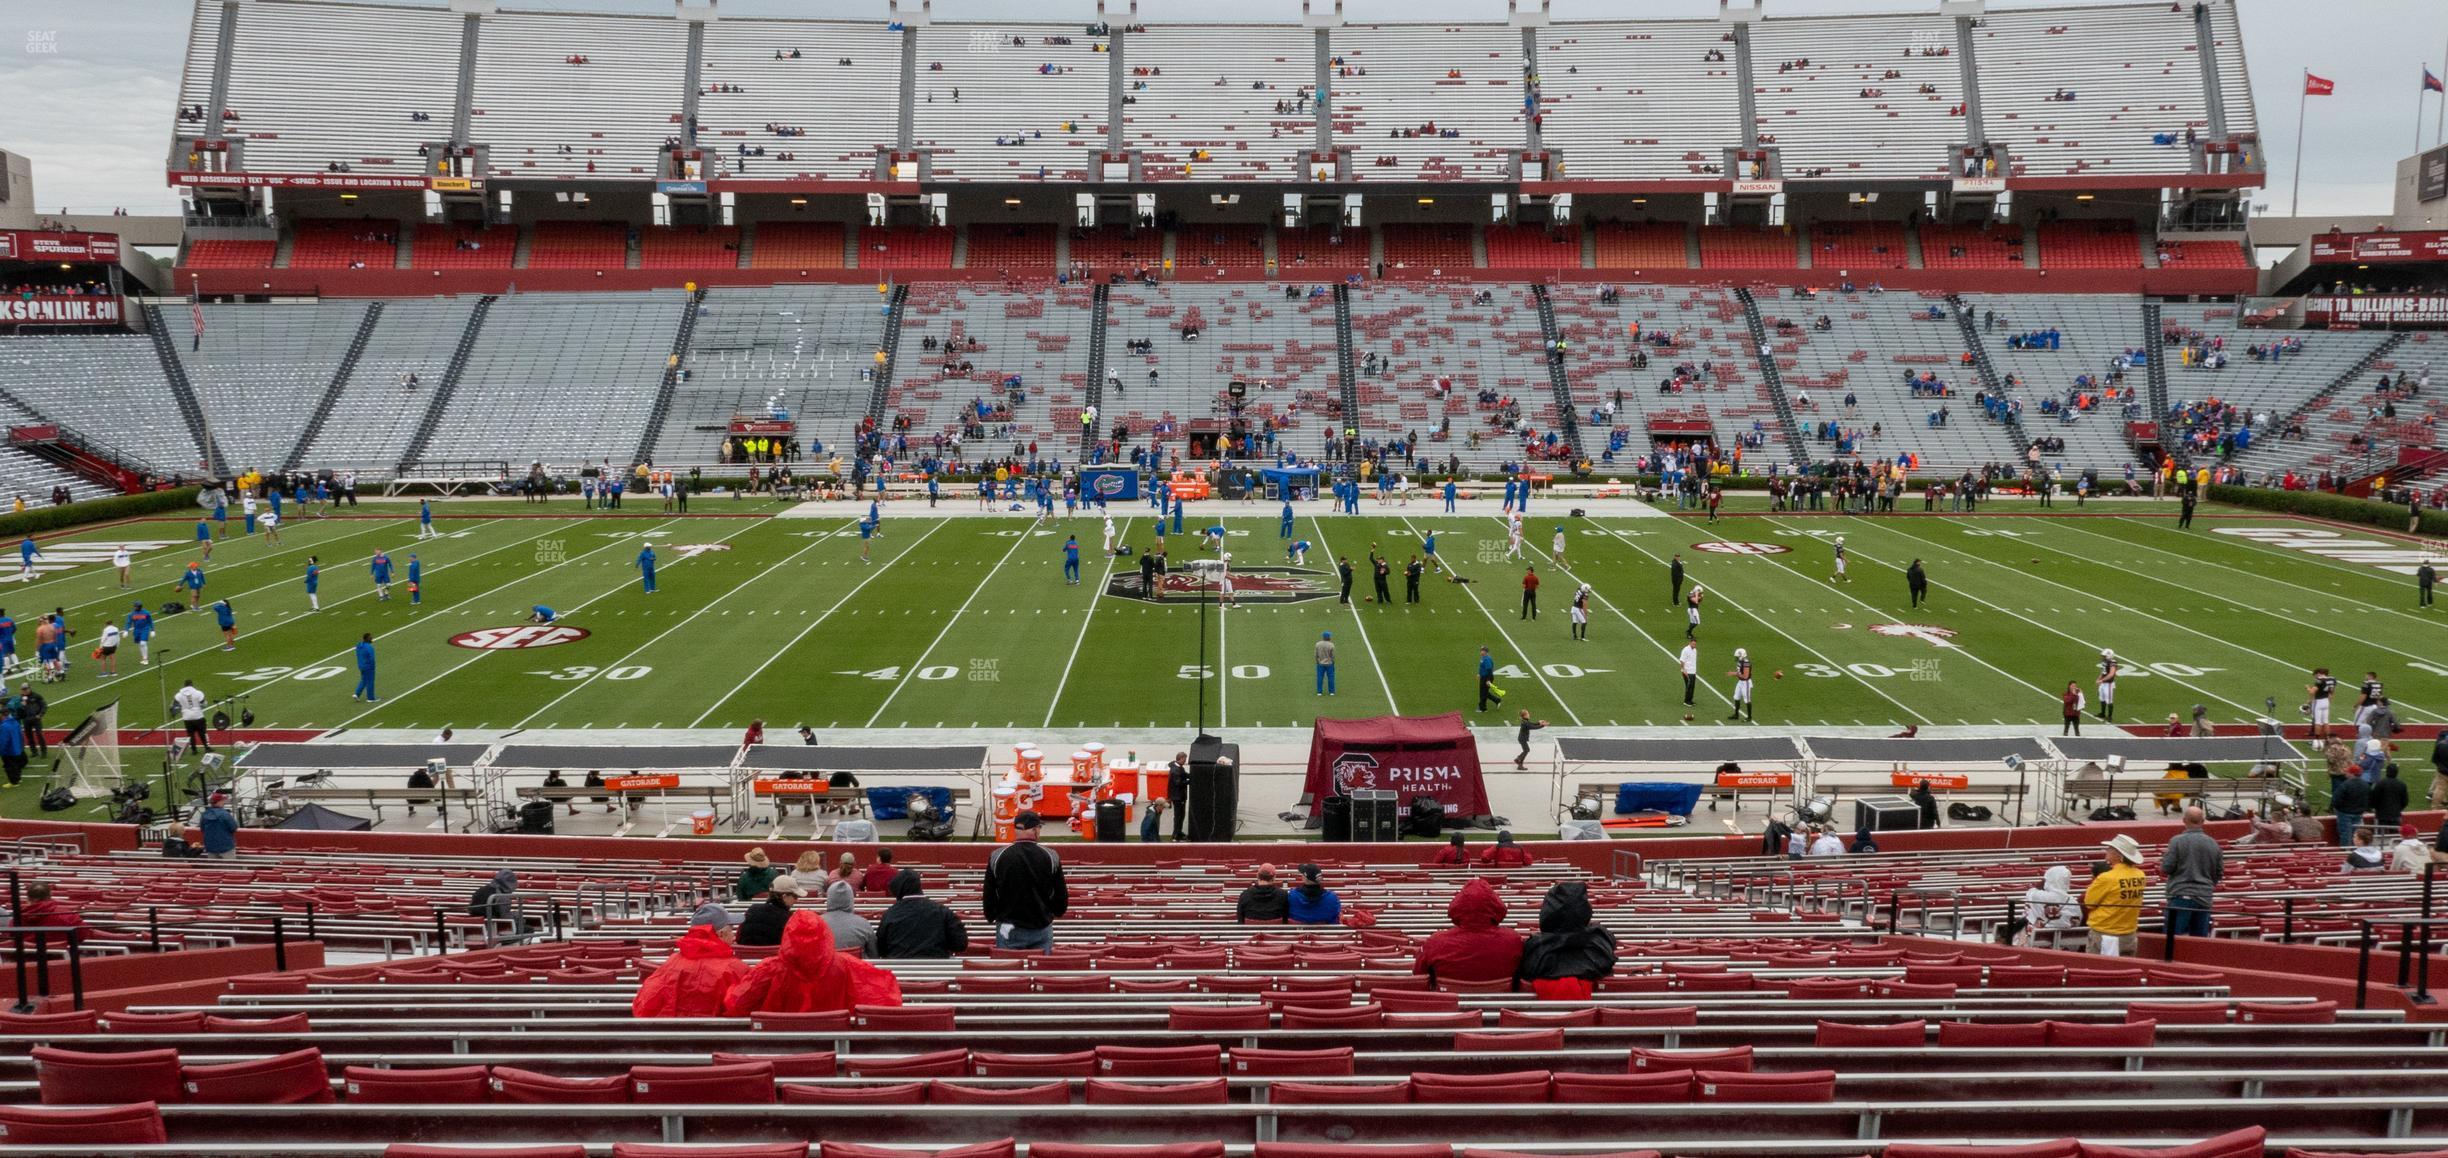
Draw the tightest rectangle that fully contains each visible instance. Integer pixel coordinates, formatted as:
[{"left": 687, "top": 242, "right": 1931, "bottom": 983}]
[{"left": 1303, "top": 712, "right": 1490, "bottom": 819}]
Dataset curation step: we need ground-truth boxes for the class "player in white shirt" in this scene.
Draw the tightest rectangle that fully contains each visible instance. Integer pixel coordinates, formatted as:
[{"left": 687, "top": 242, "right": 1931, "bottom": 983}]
[
  {"left": 2096, "top": 649, "right": 2119, "bottom": 722},
  {"left": 96, "top": 623, "right": 121, "bottom": 676},
  {"left": 111, "top": 546, "right": 131, "bottom": 590},
  {"left": 1505, "top": 521, "right": 1524, "bottom": 560},
  {"left": 1551, "top": 526, "right": 1567, "bottom": 566},
  {"left": 1677, "top": 641, "right": 1699, "bottom": 706},
  {"left": 259, "top": 509, "right": 281, "bottom": 546},
  {"left": 1217, "top": 553, "right": 1235, "bottom": 608},
  {"left": 1728, "top": 647, "right": 1754, "bottom": 722},
  {"left": 1832, "top": 536, "right": 1849, "bottom": 582},
  {"left": 241, "top": 493, "right": 258, "bottom": 532},
  {"left": 1101, "top": 516, "right": 1116, "bottom": 555},
  {"left": 1568, "top": 583, "right": 1591, "bottom": 641},
  {"left": 1685, "top": 585, "right": 1705, "bottom": 639}
]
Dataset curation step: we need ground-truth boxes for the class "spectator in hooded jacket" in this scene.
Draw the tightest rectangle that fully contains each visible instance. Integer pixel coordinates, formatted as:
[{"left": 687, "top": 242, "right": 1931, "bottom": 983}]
[
  {"left": 721, "top": 911, "right": 904, "bottom": 1016},
  {"left": 1429, "top": 833, "right": 1471, "bottom": 866},
  {"left": 1286, "top": 863, "right": 1342, "bottom": 924},
  {"left": 1515, "top": 881, "right": 1617, "bottom": 1000},
  {"left": 819, "top": 880, "right": 876, "bottom": 955},
  {"left": 1413, "top": 878, "right": 1524, "bottom": 986},
  {"left": 1236, "top": 865, "right": 1290, "bottom": 922},
  {"left": 736, "top": 874, "right": 804, "bottom": 947},
  {"left": 857, "top": 848, "right": 900, "bottom": 893},
  {"left": 14, "top": 881, "right": 79, "bottom": 928},
  {"left": 875, "top": 868, "right": 969, "bottom": 958},
  {"left": 632, "top": 904, "right": 747, "bottom": 1018},
  {"left": 1476, "top": 830, "right": 1535, "bottom": 867}
]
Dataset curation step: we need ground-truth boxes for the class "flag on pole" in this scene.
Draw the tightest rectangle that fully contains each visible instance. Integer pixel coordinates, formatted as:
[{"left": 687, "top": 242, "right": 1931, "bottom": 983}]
[
  {"left": 2305, "top": 74, "right": 2336, "bottom": 96},
  {"left": 188, "top": 298, "right": 203, "bottom": 351},
  {"left": 2425, "top": 69, "right": 2444, "bottom": 94}
]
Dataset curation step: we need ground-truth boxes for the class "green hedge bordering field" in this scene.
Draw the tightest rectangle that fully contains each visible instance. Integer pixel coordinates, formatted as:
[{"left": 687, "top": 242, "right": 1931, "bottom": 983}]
[
  {"left": 2207, "top": 484, "right": 2448, "bottom": 536},
  {"left": 0, "top": 487, "right": 202, "bottom": 539}
]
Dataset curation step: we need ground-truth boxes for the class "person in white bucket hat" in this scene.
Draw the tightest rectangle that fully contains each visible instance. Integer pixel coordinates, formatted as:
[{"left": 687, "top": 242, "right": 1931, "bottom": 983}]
[{"left": 2081, "top": 834, "right": 2148, "bottom": 957}]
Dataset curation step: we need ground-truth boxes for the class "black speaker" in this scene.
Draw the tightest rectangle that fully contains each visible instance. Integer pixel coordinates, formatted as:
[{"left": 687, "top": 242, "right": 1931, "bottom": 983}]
[
  {"left": 517, "top": 799, "right": 556, "bottom": 835},
  {"left": 1321, "top": 794, "right": 1352, "bottom": 842},
  {"left": 1185, "top": 737, "right": 1240, "bottom": 842},
  {"left": 1350, "top": 790, "right": 1400, "bottom": 842},
  {"left": 1095, "top": 799, "right": 1127, "bottom": 842}
]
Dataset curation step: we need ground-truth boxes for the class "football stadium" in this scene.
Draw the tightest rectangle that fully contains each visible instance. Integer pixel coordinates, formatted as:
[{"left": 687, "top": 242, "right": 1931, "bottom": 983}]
[{"left": 0, "top": 0, "right": 2445, "bottom": 1152}]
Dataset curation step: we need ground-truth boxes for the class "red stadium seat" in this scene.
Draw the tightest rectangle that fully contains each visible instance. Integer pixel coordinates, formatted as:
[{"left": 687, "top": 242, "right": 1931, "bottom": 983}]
[
  {"left": 2065, "top": 968, "right": 2145, "bottom": 987},
  {"left": 98, "top": 1011, "right": 206, "bottom": 1034},
  {"left": 1029, "top": 1144, "right": 1227, "bottom": 1158},
  {"left": 1597, "top": 974, "right": 1673, "bottom": 993},
  {"left": 610, "top": 1146, "right": 811, "bottom": 1158},
  {"left": 1271, "top": 1081, "right": 1410, "bottom": 1104},
  {"left": 855, "top": 1004, "right": 954, "bottom": 1031},
  {"left": 2127, "top": 1003, "right": 2228, "bottom": 1025},
  {"left": 2046, "top": 1020, "right": 2156, "bottom": 1047},
  {"left": 1085, "top": 1078, "right": 1228, "bottom": 1105},
  {"left": 1265, "top": 989, "right": 1355, "bottom": 1009},
  {"left": 1116, "top": 978, "right": 1196, "bottom": 994},
  {"left": 1936, "top": 1021, "right": 2049, "bottom": 1047},
  {"left": 822, "top": 1142, "right": 1017, "bottom": 1158},
  {"left": 1630, "top": 1046, "right": 1752, "bottom": 1074},
  {"left": 1777, "top": 979, "right": 1868, "bottom": 1000},
  {"left": 1280, "top": 1005, "right": 1385, "bottom": 1030},
  {"left": 34, "top": 1047, "right": 183, "bottom": 1105},
  {"left": 713, "top": 1052, "right": 838, "bottom": 1077},
  {"left": 1465, "top": 1150, "right": 1659, "bottom": 1158},
  {"left": 973, "top": 1050, "right": 1097, "bottom": 1078},
  {"left": 488, "top": 1066, "right": 631, "bottom": 1104},
  {"left": 1453, "top": 1029, "right": 1564, "bottom": 1052},
  {"left": 2083, "top": 1127, "right": 2267, "bottom": 1158},
  {"left": 1411, "top": 1071, "right": 1553, "bottom": 1104},
  {"left": 929, "top": 1080, "right": 1070, "bottom": 1105},
  {"left": 749, "top": 1011, "right": 852, "bottom": 1032},
  {"left": 1677, "top": 972, "right": 1757, "bottom": 992},
  {"left": 1598, "top": 1005, "right": 1698, "bottom": 1027},
  {"left": 1387, "top": 1012, "right": 1484, "bottom": 1029},
  {"left": 227, "top": 974, "right": 312, "bottom": 995},
  {"left": 1227, "top": 1047, "right": 1353, "bottom": 1077},
  {"left": 1498, "top": 1008, "right": 1595, "bottom": 1028},
  {"left": 1375, "top": 989, "right": 1462, "bottom": 1013},
  {"left": 1902, "top": 964, "right": 1983, "bottom": 987},
  {"left": 1255, "top": 1145, "right": 1452, "bottom": 1158},
  {"left": 1691, "top": 1068, "right": 1836, "bottom": 1103},
  {"left": 2239, "top": 1002, "right": 2337, "bottom": 1024},
  {"left": 847, "top": 1049, "right": 971, "bottom": 1078},
  {"left": 181, "top": 1048, "right": 335, "bottom": 1104},
  {"left": 2285, "top": 1150, "right": 2448, "bottom": 1158},
  {"left": 204, "top": 1013, "right": 311, "bottom": 1034},
  {"left": 1550, "top": 1072, "right": 1691, "bottom": 1104},
  {"left": 779, "top": 1082, "right": 926, "bottom": 1105},
  {"left": 1987, "top": 966, "right": 2066, "bottom": 988},
  {"left": 1885, "top": 1142, "right": 2080, "bottom": 1158},
  {"left": 1169, "top": 1005, "right": 1272, "bottom": 1032},
  {"left": 1874, "top": 981, "right": 1957, "bottom": 999},
  {"left": 386, "top": 1149, "right": 586, "bottom": 1158},
  {"left": 1813, "top": 1020, "right": 1927, "bottom": 1048},
  {"left": 1097, "top": 1044, "right": 1223, "bottom": 1076},
  {"left": 1435, "top": 977, "right": 1516, "bottom": 994},
  {"left": 0, "top": 1101, "right": 167, "bottom": 1144},
  {"left": 342, "top": 1065, "right": 491, "bottom": 1103},
  {"left": 0, "top": 1010, "right": 99, "bottom": 1035},
  {"left": 630, "top": 1061, "right": 776, "bottom": 1104}
]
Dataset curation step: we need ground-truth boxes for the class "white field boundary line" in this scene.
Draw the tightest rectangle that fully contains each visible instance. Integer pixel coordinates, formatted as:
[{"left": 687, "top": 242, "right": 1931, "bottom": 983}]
[
  {"left": 689, "top": 519, "right": 948, "bottom": 727},
  {"left": 1581, "top": 520, "right": 1925, "bottom": 720},
  {"left": 1795, "top": 517, "right": 2271, "bottom": 723},
  {"left": 322, "top": 517, "right": 716, "bottom": 726},
  {"left": 508, "top": 520, "right": 871, "bottom": 729},
  {"left": 1395, "top": 516, "right": 1583, "bottom": 725},
  {"left": 1043, "top": 517, "right": 1132, "bottom": 728},
  {"left": 2107, "top": 514, "right": 2448, "bottom": 636},
  {"left": 1498, "top": 515, "right": 1735, "bottom": 712},
  {"left": 1306, "top": 515, "right": 1398, "bottom": 713},
  {"left": 43, "top": 516, "right": 563, "bottom": 716},
  {"left": 1952, "top": 516, "right": 2441, "bottom": 722},
  {"left": 864, "top": 521, "right": 1038, "bottom": 727}
]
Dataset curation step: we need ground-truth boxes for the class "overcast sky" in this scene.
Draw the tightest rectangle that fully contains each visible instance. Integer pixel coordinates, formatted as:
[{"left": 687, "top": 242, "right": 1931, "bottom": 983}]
[{"left": 8, "top": 0, "right": 2446, "bottom": 217}]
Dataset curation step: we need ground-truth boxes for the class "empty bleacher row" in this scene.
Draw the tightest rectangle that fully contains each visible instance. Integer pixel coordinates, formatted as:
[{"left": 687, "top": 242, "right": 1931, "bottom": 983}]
[
  {"left": 1348, "top": 283, "right": 1561, "bottom": 474},
  {"left": 657, "top": 286, "right": 886, "bottom": 465},
  {"left": 2159, "top": 304, "right": 2418, "bottom": 479},
  {"left": 1757, "top": 288, "right": 2022, "bottom": 471},
  {"left": 172, "top": 4, "right": 2253, "bottom": 186},
  {"left": 888, "top": 282, "right": 1098, "bottom": 459},
  {"left": 1958, "top": 292, "right": 2153, "bottom": 474},
  {"left": 1549, "top": 284, "right": 1780, "bottom": 468}
]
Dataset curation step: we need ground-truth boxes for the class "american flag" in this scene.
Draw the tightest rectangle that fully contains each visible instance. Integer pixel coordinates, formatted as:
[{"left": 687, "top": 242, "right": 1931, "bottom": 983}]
[{"left": 189, "top": 277, "right": 204, "bottom": 351}]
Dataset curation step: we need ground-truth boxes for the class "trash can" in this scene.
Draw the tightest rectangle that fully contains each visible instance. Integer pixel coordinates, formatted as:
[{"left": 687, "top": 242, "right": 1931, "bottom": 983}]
[{"left": 1095, "top": 799, "right": 1127, "bottom": 842}]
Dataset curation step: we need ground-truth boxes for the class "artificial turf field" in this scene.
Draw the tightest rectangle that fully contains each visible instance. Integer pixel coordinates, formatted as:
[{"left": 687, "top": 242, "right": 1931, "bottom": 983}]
[{"left": 3, "top": 495, "right": 2442, "bottom": 768}]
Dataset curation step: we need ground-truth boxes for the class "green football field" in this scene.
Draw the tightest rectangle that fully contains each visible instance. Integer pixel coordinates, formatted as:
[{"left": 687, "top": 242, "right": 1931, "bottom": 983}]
[{"left": 2, "top": 496, "right": 2440, "bottom": 776}]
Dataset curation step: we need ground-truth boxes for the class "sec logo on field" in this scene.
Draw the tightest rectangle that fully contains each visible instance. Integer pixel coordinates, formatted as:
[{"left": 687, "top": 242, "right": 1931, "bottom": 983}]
[
  {"left": 1691, "top": 541, "right": 1791, "bottom": 555},
  {"left": 449, "top": 626, "right": 593, "bottom": 650}
]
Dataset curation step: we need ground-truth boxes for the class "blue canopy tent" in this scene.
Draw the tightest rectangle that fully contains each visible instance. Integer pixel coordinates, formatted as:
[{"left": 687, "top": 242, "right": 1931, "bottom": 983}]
[{"left": 1259, "top": 466, "right": 1326, "bottom": 501}]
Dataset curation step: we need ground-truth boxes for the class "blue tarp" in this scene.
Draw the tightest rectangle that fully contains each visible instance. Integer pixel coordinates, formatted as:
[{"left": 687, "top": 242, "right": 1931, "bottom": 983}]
[{"left": 1617, "top": 782, "right": 1704, "bottom": 817}]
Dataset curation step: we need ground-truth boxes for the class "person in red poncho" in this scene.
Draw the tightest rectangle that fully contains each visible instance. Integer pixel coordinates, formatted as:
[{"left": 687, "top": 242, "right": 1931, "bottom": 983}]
[
  {"left": 1476, "top": 830, "right": 1536, "bottom": 867},
  {"left": 1412, "top": 877, "right": 1523, "bottom": 986},
  {"left": 1429, "top": 833, "right": 1471, "bottom": 866},
  {"left": 721, "top": 909, "right": 905, "bottom": 1016},
  {"left": 632, "top": 903, "right": 748, "bottom": 1018}
]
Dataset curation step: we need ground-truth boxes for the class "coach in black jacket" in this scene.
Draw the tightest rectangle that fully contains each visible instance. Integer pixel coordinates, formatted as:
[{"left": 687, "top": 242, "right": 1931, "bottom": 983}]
[
  {"left": 983, "top": 810, "right": 1069, "bottom": 951},
  {"left": 874, "top": 868, "right": 968, "bottom": 959}
]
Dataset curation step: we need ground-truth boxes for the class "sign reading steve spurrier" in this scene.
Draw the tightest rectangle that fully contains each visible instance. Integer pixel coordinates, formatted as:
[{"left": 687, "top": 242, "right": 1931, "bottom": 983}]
[
  {"left": 2304, "top": 294, "right": 2448, "bottom": 328},
  {"left": 0, "top": 296, "right": 122, "bottom": 325}
]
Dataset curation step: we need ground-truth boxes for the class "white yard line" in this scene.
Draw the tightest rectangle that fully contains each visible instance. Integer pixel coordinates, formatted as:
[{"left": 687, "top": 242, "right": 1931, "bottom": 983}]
[
  {"left": 1043, "top": 518, "right": 1132, "bottom": 728},
  {"left": 1503, "top": 516, "right": 1733, "bottom": 711},
  {"left": 1306, "top": 515, "right": 1398, "bottom": 712},
  {"left": 36, "top": 514, "right": 403, "bottom": 619},
  {"left": 1396, "top": 516, "right": 1582, "bottom": 725},
  {"left": 321, "top": 517, "right": 714, "bottom": 726},
  {"left": 864, "top": 523, "right": 1037, "bottom": 727},
  {"left": 2101, "top": 513, "right": 2448, "bottom": 640},
  {"left": 690, "top": 519, "right": 947, "bottom": 727}
]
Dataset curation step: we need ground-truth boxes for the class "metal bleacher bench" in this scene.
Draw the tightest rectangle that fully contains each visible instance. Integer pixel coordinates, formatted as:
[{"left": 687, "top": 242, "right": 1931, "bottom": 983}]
[
  {"left": 2060, "top": 774, "right": 2284, "bottom": 819},
  {"left": 281, "top": 786, "right": 481, "bottom": 824}
]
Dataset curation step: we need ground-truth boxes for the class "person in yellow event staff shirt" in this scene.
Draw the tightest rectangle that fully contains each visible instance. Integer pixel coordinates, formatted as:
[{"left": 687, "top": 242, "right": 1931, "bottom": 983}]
[{"left": 2081, "top": 834, "right": 2148, "bottom": 957}]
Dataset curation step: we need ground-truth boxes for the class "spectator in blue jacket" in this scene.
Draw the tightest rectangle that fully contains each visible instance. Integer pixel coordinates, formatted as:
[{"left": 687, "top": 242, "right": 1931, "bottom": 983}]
[
  {"left": 1285, "top": 863, "right": 1342, "bottom": 925},
  {"left": 0, "top": 713, "right": 22, "bottom": 787},
  {"left": 199, "top": 793, "right": 238, "bottom": 858}
]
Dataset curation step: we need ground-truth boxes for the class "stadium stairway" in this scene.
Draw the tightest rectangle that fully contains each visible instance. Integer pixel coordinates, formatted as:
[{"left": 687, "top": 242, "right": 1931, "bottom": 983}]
[
  {"left": 862, "top": 284, "right": 912, "bottom": 448},
  {"left": 1333, "top": 283, "right": 1358, "bottom": 460},
  {"left": 399, "top": 295, "right": 495, "bottom": 470},
  {"left": 2245, "top": 331, "right": 2411, "bottom": 473},
  {"left": 1734, "top": 287, "right": 1809, "bottom": 470},
  {"left": 282, "top": 302, "right": 384, "bottom": 473},
  {"left": 632, "top": 289, "right": 704, "bottom": 468},
  {"left": 1529, "top": 284, "right": 1583, "bottom": 461},
  {"left": 2141, "top": 302, "right": 2178, "bottom": 467},
  {"left": 141, "top": 302, "right": 226, "bottom": 478},
  {"left": 1081, "top": 283, "right": 1110, "bottom": 460},
  {"left": 1947, "top": 294, "right": 2028, "bottom": 457}
]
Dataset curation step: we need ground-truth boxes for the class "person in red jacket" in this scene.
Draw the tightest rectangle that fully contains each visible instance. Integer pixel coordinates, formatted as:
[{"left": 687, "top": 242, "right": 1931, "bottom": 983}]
[
  {"left": 722, "top": 909, "right": 904, "bottom": 1016},
  {"left": 858, "top": 848, "right": 900, "bottom": 894},
  {"left": 1429, "top": 833, "right": 1471, "bottom": 866},
  {"left": 14, "top": 882, "right": 80, "bottom": 928},
  {"left": 632, "top": 904, "right": 748, "bottom": 1018},
  {"left": 1412, "top": 878, "right": 1523, "bottom": 986},
  {"left": 1477, "top": 830, "right": 1536, "bottom": 867}
]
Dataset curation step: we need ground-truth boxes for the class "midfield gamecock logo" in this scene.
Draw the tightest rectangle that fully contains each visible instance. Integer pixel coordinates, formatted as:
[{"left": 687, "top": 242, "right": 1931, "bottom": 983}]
[
  {"left": 448, "top": 626, "right": 592, "bottom": 650},
  {"left": 1691, "top": 541, "right": 1791, "bottom": 555},
  {"left": 1104, "top": 565, "right": 1339, "bottom": 604}
]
